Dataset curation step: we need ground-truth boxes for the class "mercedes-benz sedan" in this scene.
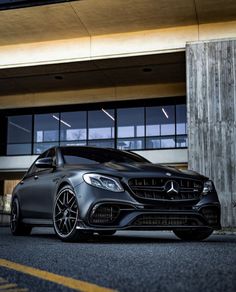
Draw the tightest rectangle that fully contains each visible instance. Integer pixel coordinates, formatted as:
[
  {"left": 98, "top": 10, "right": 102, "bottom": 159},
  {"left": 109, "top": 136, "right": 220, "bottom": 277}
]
[{"left": 10, "top": 146, "right": 221, "bottom": 241}]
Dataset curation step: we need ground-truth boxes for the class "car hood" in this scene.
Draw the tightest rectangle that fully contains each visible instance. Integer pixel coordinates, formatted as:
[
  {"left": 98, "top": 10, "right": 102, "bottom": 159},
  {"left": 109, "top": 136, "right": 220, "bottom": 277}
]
[{"left": 65, "top": 162, "right": 206, "bottom": 180}]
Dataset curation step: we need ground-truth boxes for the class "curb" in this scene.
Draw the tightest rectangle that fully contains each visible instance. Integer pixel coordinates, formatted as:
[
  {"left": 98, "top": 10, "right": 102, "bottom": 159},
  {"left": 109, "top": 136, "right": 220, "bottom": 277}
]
[{"left": 214, "top": 230, "right": 236, "bottom": 235}]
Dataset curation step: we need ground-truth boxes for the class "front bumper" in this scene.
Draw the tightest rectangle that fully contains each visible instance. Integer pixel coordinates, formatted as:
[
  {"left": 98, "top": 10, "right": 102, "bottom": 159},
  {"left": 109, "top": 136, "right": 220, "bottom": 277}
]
[{"left": 74, "top": 182, "right": 221, "bottom": 232}]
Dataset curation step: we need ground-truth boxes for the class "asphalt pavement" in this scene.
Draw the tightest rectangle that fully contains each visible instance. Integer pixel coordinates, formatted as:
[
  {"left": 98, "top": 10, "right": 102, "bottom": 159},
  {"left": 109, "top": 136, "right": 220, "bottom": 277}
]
[{"left": 0, "top": 227, "right": 235, "bottom": 292}]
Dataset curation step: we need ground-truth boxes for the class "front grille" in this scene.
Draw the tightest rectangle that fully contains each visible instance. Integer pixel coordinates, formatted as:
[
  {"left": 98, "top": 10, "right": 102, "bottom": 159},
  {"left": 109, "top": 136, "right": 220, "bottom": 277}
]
[
  {"left": 128, "top": 178, "right": 203, "bottom": 201},
  {"left": 132, "top": 214, "right": 202, "bottom": 226}
]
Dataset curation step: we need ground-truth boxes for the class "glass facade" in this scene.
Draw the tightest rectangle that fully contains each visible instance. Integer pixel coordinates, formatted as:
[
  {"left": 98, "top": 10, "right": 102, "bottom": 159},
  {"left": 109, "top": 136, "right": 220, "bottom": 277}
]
[
  {"left": 7, "top": 115, "right": 32, "bottom": 155},
  {"left": 88, "top": 109, "right": 115, "bottom": 148},
  {"left": 176, "top": 104, "right": 187, "bottom": 148},
  {"left": 34, "top": 113, "right": 59, "bottom": 154},
  {"left": 60, "top": 111, "right": 87, "bottom": 146},
  {"left": 117, "top": 107, "right": 144, "bottom": 150},
  {"left": 146, "top": 105, "right": 176, "bottom": 149},
  {"left": 6, "top": 101, "right": 187, "bottom": 155}
]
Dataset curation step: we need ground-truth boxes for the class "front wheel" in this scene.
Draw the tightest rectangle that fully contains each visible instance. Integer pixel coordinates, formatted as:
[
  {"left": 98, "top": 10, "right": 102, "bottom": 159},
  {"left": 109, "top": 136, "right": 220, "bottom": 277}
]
[
  {"left": 53, "top": 186, "right": 87, "bottom": 242},
  {"left": 10, "top": 198, "right": 32, "bottom": 236},
  {"left": 173, "top": 229, "right": 213, "bottom": 241}
]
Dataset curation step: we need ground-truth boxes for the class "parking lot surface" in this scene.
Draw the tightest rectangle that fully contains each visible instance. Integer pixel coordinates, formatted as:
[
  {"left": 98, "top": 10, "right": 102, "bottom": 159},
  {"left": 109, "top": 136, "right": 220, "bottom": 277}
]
[{"left": 0, "top": 227, "right": 235, "bottom": 292}]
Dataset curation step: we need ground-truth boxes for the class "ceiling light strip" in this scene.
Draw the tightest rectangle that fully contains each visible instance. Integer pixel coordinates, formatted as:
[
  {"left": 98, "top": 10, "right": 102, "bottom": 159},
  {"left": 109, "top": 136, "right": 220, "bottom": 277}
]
[
  {"left": 9, "top": 121, "right": 30, "bottom": 133},
  {"left": 162, "top": 108, "right": 169, "bottom": 119},
  {"left": 52, "top": 115, "right": 71, "bottom": 128},
  {"left": 101, "top": 108, "right": 115, "bottom": 121}
]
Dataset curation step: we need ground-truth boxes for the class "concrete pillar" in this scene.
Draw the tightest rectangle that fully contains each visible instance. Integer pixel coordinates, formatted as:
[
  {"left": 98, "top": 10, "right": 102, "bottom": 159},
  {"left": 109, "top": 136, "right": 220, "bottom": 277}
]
[{"left": 186, "top": 39, "right": 236, "bottom": 227}]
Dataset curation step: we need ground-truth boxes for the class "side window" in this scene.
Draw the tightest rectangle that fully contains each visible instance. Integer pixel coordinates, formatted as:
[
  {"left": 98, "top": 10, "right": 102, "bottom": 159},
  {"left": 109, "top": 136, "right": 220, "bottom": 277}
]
[{"left": 46, "top": 148, "right": 56, "bottom": 165}]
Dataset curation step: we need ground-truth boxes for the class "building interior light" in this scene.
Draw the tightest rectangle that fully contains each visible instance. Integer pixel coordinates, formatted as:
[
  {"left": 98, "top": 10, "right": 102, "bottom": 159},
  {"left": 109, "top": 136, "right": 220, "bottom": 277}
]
[
  {"left": 101, "top": 108, "right": 115, "bottom": 121},
  {"left": 9, "top": 121, "right": 30, "bottom": 133},
  {"left": 52, "top": 115, "right": 71, "bottom": 128},
  {"left": 54, "top": 75, "right": 63, "bottom": 80},
  {"left": 162, "top": 108, "right": 169, "bottom": 119},
  {"left": 142, "top": 68, "right": 152, "bottom": 72}
]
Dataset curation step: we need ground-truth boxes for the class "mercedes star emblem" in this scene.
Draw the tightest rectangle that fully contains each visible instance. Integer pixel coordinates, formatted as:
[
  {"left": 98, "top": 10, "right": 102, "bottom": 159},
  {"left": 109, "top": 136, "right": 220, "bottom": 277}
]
[{"left": 165, "top": 180, "right": 179, "bottom": 195}]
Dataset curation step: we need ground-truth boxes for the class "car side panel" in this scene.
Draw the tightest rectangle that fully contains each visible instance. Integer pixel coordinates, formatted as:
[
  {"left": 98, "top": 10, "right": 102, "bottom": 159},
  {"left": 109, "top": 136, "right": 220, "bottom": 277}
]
[{"left": 17, "top": 170, "right": 57, "bottom": 219}]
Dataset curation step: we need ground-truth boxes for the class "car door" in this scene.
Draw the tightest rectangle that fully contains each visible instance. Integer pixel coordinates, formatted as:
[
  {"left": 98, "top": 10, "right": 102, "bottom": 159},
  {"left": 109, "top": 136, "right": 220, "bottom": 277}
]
[{"left": 19, "top": 148, "right": 58, "bottom": 220}]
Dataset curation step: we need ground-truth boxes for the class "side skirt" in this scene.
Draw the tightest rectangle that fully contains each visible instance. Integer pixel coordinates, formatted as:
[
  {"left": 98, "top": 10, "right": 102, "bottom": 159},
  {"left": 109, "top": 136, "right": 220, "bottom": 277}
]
[{"left": 22, "top": 218, "right": 53, "bottom": 227}]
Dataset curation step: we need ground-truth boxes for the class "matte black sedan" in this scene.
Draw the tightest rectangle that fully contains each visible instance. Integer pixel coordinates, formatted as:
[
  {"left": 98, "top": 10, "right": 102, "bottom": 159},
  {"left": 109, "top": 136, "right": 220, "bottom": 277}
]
[{"left": 10, "top": 146, "right": 221, "bottom": 241}]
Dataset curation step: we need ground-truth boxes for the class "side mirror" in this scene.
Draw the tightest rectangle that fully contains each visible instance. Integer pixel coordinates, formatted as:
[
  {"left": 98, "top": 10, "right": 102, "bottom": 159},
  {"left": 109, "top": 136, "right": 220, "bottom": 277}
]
[{"left": 35, "top": 157, "right": 54, "bottom": 169}]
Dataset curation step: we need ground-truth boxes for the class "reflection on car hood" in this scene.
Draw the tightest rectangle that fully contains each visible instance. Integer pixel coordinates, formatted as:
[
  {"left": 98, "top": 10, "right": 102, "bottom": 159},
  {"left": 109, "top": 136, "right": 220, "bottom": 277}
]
[
  {"left": 103, "top": 162, "right": 205, "bottom": 178},
  {"left": 66, "top": 162, "right": 206, "bottom": 180}
]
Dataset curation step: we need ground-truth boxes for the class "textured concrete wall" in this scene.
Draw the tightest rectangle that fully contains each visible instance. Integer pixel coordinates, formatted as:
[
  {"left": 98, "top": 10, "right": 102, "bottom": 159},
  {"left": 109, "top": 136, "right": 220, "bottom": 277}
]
[{"left": 187, "top": 39, "right": 236, "bottom": 227}]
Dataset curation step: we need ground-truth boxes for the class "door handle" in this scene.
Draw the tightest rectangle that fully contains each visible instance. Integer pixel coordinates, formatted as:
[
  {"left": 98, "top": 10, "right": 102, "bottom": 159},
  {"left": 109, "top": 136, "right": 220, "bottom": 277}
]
[{"left": 34, "top": 175, "right": 38, "bottom": 180}]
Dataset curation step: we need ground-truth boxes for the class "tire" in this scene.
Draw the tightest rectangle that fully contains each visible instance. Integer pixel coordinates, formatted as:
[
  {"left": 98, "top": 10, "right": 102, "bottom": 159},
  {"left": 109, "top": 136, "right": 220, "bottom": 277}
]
[
  {"left": 97, "top": 230, "right": 116, "bottom": 236},
  {"left": 173, "top": 229, "right": 213, "bottom": 241},
  {"left": 53, "top": 185, "right": 87, "bottom": 242},
  {"left": 10, "top": 198, "right": 32, "bottom": 236}
]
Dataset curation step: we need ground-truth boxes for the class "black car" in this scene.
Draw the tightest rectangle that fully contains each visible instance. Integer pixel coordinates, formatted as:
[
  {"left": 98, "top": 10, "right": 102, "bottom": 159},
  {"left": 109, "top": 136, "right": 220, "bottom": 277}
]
[{"left": 10, "top": 146, "right": 221, "bottom": 241}]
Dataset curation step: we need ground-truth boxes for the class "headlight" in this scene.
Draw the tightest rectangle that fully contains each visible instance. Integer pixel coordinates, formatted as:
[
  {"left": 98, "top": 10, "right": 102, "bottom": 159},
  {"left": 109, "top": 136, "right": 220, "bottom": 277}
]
[
  {"left": 83, "top": 173, "right": 124, "bottom": 192},
  {"left": 202, "top": 180, "right": 215, "bottom": 195}
]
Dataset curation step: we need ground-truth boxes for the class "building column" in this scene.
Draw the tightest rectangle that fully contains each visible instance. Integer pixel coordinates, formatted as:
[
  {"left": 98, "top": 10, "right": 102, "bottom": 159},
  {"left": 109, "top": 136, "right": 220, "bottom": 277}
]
[{"left": 186, "top": 39, "right": 236, "bottom": 227}]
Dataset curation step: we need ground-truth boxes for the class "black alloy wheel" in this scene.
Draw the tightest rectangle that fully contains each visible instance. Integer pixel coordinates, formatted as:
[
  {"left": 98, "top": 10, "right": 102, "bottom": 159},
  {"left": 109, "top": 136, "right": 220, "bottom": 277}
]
[
  {"left": 173, "top": 228, "right": 213, "bottom": 241},
  {"left": 53, "top": 186, "right": 85, "bottom": 241},
  {"left": 10, "top": 198, "right": 32, "bottom": 236}
]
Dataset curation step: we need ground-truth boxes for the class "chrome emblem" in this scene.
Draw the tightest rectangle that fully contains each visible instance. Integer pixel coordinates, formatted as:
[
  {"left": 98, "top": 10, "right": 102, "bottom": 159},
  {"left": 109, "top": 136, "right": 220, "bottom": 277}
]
[{"left": 165, "top": 180, "right": 179, "bottom": 195}]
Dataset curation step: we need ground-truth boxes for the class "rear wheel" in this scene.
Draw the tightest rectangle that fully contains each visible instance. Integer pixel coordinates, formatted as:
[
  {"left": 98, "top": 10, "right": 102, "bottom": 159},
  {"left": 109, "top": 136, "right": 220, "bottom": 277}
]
[
  {"left": 10, "top": 198, "right": 32, "bottom": 236},
  {"left": 173, "top": 229, "right": 213, "bottom": 241},
  {"left": 53, "top": 186, "right": 87, "bottom": 242}
]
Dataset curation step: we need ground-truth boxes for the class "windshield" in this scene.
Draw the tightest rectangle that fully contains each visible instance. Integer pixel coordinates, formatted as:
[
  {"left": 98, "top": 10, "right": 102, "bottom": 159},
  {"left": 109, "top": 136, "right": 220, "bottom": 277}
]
[{"left": 61, "top": 147, "right": 150, "bottom": 165}]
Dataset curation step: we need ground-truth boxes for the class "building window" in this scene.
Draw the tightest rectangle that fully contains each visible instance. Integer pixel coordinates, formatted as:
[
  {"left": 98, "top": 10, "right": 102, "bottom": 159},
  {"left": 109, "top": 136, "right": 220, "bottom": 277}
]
[
  {"left": 5, "top": 100, "right": 187, "bottom": 155},
  {"left": 176, "top": 104, "right": 187, "bottom": 147},
  {"left": 146, "top": 105, "right": 176, "bottom": 149},
  {"left": 60, "top": 111, "right": 87, "bottom": 146},
  {"left": 7, "top": 115, "right": 32, "bottom": 155},
  {"left": 88, "top": 109, "right": 115, "bottom": 148},
  {"left": 34, "top": 113, "right": 59, "bottom": 154},
  {"left": 117, "top": 107, "right": 144, "bottom": 150},
  {"left": 146, "top": 105, "right": 187, "bottom": 149}
]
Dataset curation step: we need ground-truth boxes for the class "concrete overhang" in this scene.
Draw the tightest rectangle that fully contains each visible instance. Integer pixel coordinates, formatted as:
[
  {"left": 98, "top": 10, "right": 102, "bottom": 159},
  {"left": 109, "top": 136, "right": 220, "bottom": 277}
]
[
  {"left": 0, "top": 0, "right": 236, "bottom": 109},
  {"left": 1, "top": 0, "right": 236, "bottom": 46},
  {"left": 0, "top": 52, "right": 186, "bottom": 109},
  {"left": 0, "top": 0, "right": 236, "bottom": 69},
  {"left": 0, "top": 52, "right": 186, "bottom": 95}
]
